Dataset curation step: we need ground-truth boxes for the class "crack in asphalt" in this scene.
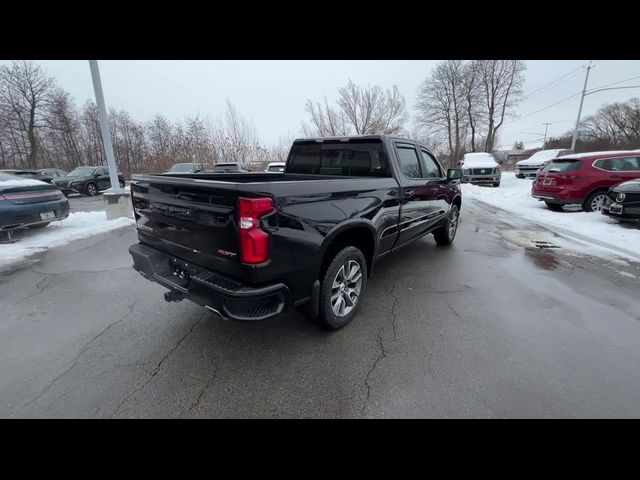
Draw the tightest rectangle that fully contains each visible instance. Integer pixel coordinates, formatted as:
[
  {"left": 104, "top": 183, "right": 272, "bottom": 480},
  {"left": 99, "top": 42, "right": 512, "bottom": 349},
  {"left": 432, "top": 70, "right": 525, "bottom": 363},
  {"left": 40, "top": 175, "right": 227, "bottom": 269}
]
[
  {"left": 110, "top": 312, "right": 207, "bottom": 418},
  {"left": 389, "top": 281, "right": 399, "bottom": 340},
  {"left": 13, "top": 300, "right": 138, "bottom": 415},
  {"left": 360, "top": 332, "right": 387, "bottom": 417},
  {"left": 446, "top": 301, "right": 461, "bottom": 318},
  {"left": 12, "top": 267, "right": 132, "bottom": 305},
  {"left": 183, "top": 361, "right": 219, "bottom": 418}
]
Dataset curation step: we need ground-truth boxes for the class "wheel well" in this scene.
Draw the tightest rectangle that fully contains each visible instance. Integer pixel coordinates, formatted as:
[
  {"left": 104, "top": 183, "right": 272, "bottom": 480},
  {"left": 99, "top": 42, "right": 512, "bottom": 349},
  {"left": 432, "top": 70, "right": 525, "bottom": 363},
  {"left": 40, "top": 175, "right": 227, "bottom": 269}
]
[
  {"left": 320, "top": 227, "right": 375, "bottom": 279},
  {"left": 585, "top": 187, "right": 609, "bottom": 202}
]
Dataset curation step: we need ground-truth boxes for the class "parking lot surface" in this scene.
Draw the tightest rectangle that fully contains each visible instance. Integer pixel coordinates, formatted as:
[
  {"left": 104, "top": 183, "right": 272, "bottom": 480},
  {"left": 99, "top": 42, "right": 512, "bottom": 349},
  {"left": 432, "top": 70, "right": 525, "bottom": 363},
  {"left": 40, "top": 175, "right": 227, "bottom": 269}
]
[{"left": 1, "top": 199, "right": 639, "bottom": 418}]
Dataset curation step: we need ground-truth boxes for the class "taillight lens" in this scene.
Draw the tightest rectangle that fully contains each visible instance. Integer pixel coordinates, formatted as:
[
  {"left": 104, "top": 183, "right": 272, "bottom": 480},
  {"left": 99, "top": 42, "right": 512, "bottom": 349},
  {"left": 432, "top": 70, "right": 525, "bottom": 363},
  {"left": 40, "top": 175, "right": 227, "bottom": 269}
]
[{"left": 238, "top": 196, "right": 274, "bottom": 264}]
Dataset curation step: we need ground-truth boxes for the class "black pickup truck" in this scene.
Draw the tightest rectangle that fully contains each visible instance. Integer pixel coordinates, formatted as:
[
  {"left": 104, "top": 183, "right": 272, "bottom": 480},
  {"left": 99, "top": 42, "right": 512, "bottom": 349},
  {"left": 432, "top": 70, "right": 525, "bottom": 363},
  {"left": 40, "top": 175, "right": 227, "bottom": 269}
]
[{"left": 129, "top": 135, "right": 463, "bottom": 330}]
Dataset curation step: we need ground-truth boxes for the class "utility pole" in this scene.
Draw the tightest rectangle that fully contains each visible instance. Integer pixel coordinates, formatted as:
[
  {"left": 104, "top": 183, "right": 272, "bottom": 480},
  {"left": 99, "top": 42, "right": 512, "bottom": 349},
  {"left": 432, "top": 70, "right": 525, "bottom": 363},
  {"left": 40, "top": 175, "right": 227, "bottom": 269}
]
[
  {"left": 542, "top": 122, "right": 551, "bottom": 146},
  {"left": 571, "top": 61, "right": 593, "bottom": 151},
  {"left": 89, "top": 60, "right": 123, "bottom": 193}
]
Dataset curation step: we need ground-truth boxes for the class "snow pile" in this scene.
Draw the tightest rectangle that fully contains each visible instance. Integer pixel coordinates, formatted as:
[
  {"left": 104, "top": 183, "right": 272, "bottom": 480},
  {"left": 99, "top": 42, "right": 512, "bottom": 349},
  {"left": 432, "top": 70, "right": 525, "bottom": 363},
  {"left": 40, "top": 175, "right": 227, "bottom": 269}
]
[
  {"left": 0, "top": 211, "right": 135, "bottom": 269},
  {"left": 461, "top": 175, "right": 640, "bottom": 260}
]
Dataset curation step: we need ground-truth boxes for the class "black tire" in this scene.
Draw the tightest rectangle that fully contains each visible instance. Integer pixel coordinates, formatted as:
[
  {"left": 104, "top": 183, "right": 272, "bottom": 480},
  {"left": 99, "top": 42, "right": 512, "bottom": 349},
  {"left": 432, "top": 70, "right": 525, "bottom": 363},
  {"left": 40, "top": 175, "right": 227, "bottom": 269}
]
[
  {"left": 493, "top": 182, "right": 501, "bottom": 187},
  {"left": 434, "top": 204, "right": 460, "bottom": 246},
  {"left": 583, "top": 190, "right": 607, "bottom": 212},
  {"left": 318, "top": 246, "right": 367, "bottom": 330},
  {"left": 545, "top": 202, "right": 563, "bottom": 211},
  {"left": 85, "top": 182, "right": 98, "bottom": 196},
  {"left": 118, "top": 180, "right": 125, "bottom": 189}
]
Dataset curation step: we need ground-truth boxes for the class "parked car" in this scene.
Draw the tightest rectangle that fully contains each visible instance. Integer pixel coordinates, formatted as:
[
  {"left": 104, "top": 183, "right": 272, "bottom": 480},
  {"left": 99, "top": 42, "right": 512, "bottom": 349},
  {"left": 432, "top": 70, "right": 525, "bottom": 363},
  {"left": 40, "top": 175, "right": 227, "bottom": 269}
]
[
  {"left": 532, "top": 151, "right": 640, "bottom": 212},
  {"left": 265, "top": 162, "right": 285, "bottom": 173},
  {"left": 602, "top": 179, "right": 640, "bottom": 223},
  {"left": 10, "top": 168, "right": 68, "bottom": 184},
  {"left": 515, "top": 149, "right": 573, "bottom": 179},
  {"left": 0, "top": 172, "right": 70, "bottom": 239},
  {"left": 52, "top": 166, "right": 125, "bottom": 197},
  {"left": 128, "top": 135, "right": 463, "bottom": 330},
  {"left": 165, "top": 163, "right": 204, "bottom": 174},
  {"left": 461, "top": 153, "right": 501, "bottom": 187},
  {"left": 210, "top": 162, "right": 249, "bottom": 173}
]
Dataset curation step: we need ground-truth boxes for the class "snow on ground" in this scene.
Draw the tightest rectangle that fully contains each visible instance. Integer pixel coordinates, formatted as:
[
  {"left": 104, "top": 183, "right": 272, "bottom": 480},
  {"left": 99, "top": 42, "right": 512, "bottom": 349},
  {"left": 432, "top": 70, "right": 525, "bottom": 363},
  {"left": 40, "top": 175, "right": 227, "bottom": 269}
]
[
  {"left": 0, "top": 211, "right": 135, "bottom": 269},
  {"left": 461, "top": 174, "right": 640, "bottom": 261}
]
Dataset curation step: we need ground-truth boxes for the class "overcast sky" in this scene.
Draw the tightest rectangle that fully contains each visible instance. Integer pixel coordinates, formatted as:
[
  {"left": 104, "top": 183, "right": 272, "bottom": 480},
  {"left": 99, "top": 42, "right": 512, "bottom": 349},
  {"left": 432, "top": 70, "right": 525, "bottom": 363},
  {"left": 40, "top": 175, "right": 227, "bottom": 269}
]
[{"left": 4, "top": 60, "right": 640, "bottom": 150}]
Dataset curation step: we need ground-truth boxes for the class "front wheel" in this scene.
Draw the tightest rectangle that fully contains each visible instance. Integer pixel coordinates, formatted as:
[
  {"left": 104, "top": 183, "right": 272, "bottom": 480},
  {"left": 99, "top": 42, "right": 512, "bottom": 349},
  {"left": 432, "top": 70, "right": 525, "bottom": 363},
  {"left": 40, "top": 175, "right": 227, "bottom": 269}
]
[
  {"left": 434, "top": 204, "right": 460, "bottom": 246},
  {"left": 583, "top": 191, "right": 607, "bottom": 212},
  {"left": 85, "top": 182, "right": 98, "bottom": 197},
  {"left": 318, "top": 246, "right": 367, "bottom": 330},
  {"left": 493, "top": 182, "right": 501, "bottom": 187}
]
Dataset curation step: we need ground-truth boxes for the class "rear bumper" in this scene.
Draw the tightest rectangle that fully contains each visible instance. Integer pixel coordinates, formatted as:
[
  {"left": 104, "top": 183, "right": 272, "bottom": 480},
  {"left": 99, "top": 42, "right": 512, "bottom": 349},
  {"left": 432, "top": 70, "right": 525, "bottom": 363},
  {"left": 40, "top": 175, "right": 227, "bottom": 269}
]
[
  {"left": 0, "top": 198, "right": 70, "bottom": 231},
  {"left": 129, "top": 242, "right": 292, "bottom": 321},
  {"left": 531, "top": 191, "right": 583, "bottom": 205}
]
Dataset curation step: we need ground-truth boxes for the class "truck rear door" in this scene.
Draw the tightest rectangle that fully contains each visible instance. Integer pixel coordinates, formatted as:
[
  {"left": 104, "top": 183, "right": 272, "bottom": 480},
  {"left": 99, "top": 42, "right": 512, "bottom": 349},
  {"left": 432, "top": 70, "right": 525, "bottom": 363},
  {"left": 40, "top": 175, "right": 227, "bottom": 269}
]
[{"left": 131, "top": 174, "right": 249, "bottom": 279}]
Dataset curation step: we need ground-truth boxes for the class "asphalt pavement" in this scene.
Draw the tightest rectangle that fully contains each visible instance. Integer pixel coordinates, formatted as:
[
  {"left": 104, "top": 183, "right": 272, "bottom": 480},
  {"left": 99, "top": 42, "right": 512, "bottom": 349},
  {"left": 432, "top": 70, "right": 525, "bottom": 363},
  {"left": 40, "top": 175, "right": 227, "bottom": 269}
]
[{"left": 1, "top": 198, "right": 640, "bottom": 418}]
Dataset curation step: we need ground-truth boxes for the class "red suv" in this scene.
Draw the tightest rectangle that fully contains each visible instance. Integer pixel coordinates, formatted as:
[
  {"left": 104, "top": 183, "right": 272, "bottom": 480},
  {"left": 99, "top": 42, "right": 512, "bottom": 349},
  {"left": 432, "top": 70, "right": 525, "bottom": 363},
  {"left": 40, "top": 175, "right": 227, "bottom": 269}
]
[{"left": 532, "top": 151, "right": 640, "bottom": 212}]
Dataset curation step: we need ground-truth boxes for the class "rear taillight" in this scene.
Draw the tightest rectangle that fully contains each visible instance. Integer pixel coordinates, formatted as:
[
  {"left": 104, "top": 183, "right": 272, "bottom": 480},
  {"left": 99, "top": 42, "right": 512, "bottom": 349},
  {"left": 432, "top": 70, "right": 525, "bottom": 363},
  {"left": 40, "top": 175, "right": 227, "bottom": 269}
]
[{"left": 238, "top": 196, "right": 274, "bottom": 264}]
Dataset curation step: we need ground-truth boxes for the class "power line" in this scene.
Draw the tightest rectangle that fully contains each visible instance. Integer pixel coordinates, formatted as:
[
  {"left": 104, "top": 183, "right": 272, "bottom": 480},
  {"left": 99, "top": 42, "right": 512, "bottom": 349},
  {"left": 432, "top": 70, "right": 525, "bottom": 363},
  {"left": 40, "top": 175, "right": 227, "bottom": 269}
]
[
  {"left": 588, "top": 74, "right": 640, "bottom": 92},
  {"left": 503, "top": 91, "right": 583, "bottom": 127},
  {"left": 523, "top": 66, "right": 584, "bottom": 100}
]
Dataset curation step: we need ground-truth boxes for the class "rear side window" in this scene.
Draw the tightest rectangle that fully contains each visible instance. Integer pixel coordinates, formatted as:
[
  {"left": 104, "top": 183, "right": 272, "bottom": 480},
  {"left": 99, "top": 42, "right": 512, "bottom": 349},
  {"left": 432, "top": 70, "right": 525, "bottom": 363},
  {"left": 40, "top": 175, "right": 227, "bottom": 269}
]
[
  {"left": 419, "top": 149, "right": 442, "bottom": 178},
  {"left": 594, "top": 157, "right": 640, "bottom": 171},
  {"left": 395, "top": 146, "right": 422, "bottom": 179},
  {"left": 542, "top": 160, "right": 582, "bottom": 173},
  {"left": 287, "top": 143, "right": 391, "bottom": 177}
]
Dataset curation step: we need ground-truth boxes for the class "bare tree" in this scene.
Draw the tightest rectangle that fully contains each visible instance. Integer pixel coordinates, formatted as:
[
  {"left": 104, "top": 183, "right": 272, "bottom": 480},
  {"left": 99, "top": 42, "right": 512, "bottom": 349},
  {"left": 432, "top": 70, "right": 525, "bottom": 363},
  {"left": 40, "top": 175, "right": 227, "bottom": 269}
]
[
  {"left": 337, "top": 80, "right": 407, "bottom": 134},
  {"left": 0, "top": 60, "right": 55, "bottom": 168},
  {"left": 477, "top": 60, "right": 526, "bottom": 152},
  {"left": 302, "top": 80, "right": 408, "bottom": 137},
  {"left": 415, "top": 60, "right": 468, "bottom": 167},
  {"left": 301, "top": 98, "right": 349, "bottom": 137},
  {"left": 461, "top": 60, "right": 484, "bottom": 152}
]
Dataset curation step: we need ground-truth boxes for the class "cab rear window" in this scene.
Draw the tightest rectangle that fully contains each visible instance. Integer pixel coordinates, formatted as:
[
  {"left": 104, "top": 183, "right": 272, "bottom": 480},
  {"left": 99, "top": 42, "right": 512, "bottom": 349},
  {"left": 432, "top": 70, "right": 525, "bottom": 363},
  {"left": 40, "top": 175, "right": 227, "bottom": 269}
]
[{"left": 287, "top": 142, "right": 390, "bottom": 177}]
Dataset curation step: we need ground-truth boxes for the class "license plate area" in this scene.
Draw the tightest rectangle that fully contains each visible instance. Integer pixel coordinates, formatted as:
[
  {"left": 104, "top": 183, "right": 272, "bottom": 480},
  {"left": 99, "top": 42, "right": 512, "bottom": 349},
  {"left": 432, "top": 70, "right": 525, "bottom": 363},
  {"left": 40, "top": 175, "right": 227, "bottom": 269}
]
[
  {"left": 609, "top": 203, "right": 623, "bottom": 214},
  {"left": 40, "top": 211, "right": 56, "bottom": 220},
  {"left": 543, "top": 178, "right": 553, "bottom": 185}
]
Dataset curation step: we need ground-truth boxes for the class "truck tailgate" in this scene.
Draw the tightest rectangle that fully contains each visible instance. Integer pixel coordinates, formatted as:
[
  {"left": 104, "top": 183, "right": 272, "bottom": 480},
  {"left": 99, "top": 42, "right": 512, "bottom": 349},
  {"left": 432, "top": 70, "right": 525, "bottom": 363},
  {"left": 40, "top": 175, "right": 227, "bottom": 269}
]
[{"left": 131, "top": 174, "right": 244, "bottom": 278}]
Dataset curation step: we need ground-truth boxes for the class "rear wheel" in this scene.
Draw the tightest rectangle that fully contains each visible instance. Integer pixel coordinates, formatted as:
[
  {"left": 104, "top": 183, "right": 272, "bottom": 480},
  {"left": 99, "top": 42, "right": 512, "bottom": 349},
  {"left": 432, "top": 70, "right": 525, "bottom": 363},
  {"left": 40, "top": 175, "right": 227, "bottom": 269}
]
[
  {"left": 583, "top": 191, "right": 607, "bottom": 212},
  {"left": 318, "top": 246, "right": 367, "bottom": 330},
  {"left": 434, "top": 204, "right": 459, "bottom": 246},
  {"left": 85, "top": 182, "right": 98, "bottom": 196},
  {"left": 545, "top": 202, "right": 563, "bottom": 211},
  {"left": 118, "top": 180, "right": 125, "bottom": 189}
]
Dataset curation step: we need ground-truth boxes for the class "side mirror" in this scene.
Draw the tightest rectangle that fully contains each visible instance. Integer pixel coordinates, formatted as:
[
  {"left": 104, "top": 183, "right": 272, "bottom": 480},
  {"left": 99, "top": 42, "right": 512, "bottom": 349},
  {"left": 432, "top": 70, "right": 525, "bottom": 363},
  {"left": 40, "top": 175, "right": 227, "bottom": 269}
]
[
  {"left": 93, "top": 172, "right": 101, "bottom": 178},
  {"left": 447, "top": 168, "right": 462, "bottom": 181}
]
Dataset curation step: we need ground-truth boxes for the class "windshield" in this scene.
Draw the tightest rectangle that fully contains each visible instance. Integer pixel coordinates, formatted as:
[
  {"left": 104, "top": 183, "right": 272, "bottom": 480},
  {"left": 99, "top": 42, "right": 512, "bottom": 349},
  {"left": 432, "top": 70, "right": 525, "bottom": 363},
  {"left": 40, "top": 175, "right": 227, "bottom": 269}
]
[
  {"left": 213, "top": 164, "right": 240, "bottom": 172},
  {"left": 526, "top": 150, "right": 561, "bottom": 162},
  {"left": 67, "top": 167, "right": 96, "bottom": 177},
  {"left": 267, "top": 165, "right": 285, "bottom": 173},
  {"left": 541, "top": 159, "right": 581, "bottom": 173},
  {"left": 168, "top": 163, "right": 196, "bottom": 172}
]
